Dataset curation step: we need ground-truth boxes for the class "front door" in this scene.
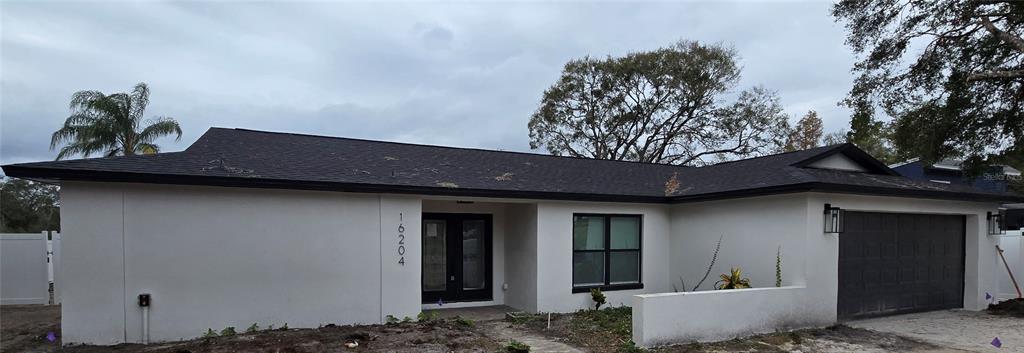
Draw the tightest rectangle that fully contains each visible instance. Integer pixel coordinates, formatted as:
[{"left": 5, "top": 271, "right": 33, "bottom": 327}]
[{"left": 422, "top": 213, "right": 493, "bottom": 303}]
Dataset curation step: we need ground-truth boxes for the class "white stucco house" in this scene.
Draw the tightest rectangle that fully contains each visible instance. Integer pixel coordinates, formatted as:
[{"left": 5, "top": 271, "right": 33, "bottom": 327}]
[{"left": 3, "top": 127, "right": 1020, "bottom": 346}]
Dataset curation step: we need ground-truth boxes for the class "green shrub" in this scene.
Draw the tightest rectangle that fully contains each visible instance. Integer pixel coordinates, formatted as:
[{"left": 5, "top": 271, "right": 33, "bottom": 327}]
[
  {"left": 402, "top": 316, "right": 413, "bottom": 323},
  {"left": 505, "top": 339, "right": 531, "bottom": 353},
  {"left": 590, "top": 288, "right": 607, "bottom": 310},
  {"left": 202, "top": 328, "right": 218, "bottom": 338},
  {"left": 246, "top": 323, "right": 259, "bottom": 334},
  {"left": 385, "top": 315, "right": 399, "bottom": 325},
  {"left": 454, "top": 316, "right": 474, "bottom": 327},
  {"left": 618, "top": 339, "right": 646, "bottom": 353},
  {"left": 417, "top": 311, "right": 438, "bottom": 322},
  {"left": 715, "top": 267, "right": 752, "bottom": 290},
  {"left": 219, "top": 327, "right": 236, "bottom": 336}
]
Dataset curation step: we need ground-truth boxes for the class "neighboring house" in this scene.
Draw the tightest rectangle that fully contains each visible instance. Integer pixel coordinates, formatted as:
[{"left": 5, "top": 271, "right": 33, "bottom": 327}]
[
  {"left": 3, "top": 127, "right": 1020, "bottom": 346},
  {"left": 892, "top": 159, "right": 1024, "bottom": 230},
  {"left": 891, "top": 159, "right": 1020, "bottom": 193}
]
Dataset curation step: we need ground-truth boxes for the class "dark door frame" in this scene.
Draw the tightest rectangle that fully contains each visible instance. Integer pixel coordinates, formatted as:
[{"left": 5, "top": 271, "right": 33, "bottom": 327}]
[{"left": 421, "top": 213, "right": 493, "bottom": 304}]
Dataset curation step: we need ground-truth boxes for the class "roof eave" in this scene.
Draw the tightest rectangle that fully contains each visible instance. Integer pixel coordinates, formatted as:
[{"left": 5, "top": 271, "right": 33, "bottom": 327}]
[{"left": 1, "top": 165, "right": 670, "bottom": 204}]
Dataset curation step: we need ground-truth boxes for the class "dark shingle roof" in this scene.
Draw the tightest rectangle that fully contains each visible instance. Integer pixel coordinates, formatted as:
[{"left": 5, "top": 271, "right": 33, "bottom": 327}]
[{"left": 3, "top": 128, "right": 1020, "bottom": 203}]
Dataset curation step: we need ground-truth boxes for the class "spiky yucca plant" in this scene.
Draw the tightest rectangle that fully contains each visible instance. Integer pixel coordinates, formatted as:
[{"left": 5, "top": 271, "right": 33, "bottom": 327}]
[{"left": 715, "top": 267, "right": 751, "bottom": 290}]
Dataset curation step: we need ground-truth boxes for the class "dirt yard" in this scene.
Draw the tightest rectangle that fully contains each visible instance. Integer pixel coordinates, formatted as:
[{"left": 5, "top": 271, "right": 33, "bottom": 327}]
[
  {"left": 1, "top": 306, "right": 498, "bottom": 353},
  {"left": 0, "top": 305, "right": 61, "bottom": 353},
  {"left": 0, "top": 304, "right": 989, "bottom": 353},
  {"left": 507, "top": 306, "right": 967, "bottom": 353}
]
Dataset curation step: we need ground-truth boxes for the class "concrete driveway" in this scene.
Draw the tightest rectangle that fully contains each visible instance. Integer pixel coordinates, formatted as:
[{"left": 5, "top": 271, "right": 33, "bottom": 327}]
[{"left": 850, "top": 310, "right": 1024, "bottom": 353}]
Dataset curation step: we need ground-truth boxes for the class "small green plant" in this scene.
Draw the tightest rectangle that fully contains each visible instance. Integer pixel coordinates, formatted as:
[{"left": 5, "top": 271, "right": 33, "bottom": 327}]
[
  {"left": 715, "top": 267, "right": 752, "bottom": 289},
  {"left": 417, "top": 311, "right": 438, "bottom": 322},
  {"left": 788, "top": 331, "right": 802, "bottom": 344},
  {"left": 385, "top": 315, "right": 399, "bottom": 324},
  {"left": 619, "top": 339, "right": 647, "bottom": 353},
  {"left": 505, "top": 339, "right": 531, "bottom": 353},
  {"left": 402, "top": 316, "right": 413, "bottom": 323},
  {"left": 202, "top": 328, "right": 218, "bottom": 338},
  {"left": 245, "top": 323, "right": 259, "bottom": 334},
  {"left": 454, "top": 316, "right": 475, "bottom": 327},
  {"left": 591, "top": 288, "right": 607, "bottom": 310},
  {"left": 280, "top": 323, "right": 288, "bottom": 330},
  {"left": 219, "top": 326, "right": 236, "bottom": 336},
  {"left": 775, "top": 246, "right": 783, "bottom": 287}
]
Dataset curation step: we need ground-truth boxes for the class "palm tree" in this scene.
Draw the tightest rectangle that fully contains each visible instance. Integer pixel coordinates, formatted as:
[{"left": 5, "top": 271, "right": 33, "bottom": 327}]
[{"left": 50, "top": 83, "right": 183, "bottom": 160}]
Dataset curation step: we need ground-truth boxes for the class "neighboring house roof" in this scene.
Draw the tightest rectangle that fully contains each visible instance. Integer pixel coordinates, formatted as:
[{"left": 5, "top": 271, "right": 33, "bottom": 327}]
[
  {"left": 3, "top": 128, "right": 1021, "bottom": 203},
  {"left": 891, "top": 158, "right": 1021, "bottom": 194}
]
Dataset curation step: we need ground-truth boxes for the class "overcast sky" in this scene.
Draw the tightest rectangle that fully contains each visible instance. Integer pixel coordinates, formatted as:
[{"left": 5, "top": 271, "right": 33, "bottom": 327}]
[{"left": 1, "top": 1, "right": 857, "bottom": 167}]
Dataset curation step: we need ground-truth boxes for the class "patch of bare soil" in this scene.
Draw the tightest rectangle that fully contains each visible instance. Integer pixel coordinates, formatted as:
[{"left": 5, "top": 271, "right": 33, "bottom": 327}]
[
  {"left": 0, "top": 305, "right": 497, "bottom": 353},
  {"left": 62, "top": 319, "right": 497, "bottom": 353},
  {"left": 988, "top": 298, "right": 1024, "bottom": 317},
  {"left": 1, "top": 304, "right": 61, "bottom": 353},
  {"left": 509, "top": 308, "right": 949, "bottom": 353}
]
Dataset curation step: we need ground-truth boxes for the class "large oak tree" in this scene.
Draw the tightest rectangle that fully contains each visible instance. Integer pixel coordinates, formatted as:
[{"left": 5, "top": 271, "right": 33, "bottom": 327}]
[
  {"left": 833, "top": 0, "right": 1024, "bottom": 169},
  {"left": 528, "top": 40, "right": 790, "bottom": 166}
]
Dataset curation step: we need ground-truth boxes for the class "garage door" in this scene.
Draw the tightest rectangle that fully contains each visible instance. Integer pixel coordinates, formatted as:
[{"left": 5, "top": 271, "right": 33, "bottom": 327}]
[{"left": 838, "top": 212, "right": 965, "bottom": 320}]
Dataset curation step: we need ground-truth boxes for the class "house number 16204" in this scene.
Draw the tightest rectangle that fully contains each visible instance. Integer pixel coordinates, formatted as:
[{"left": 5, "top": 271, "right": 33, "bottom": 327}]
[{"left": 398, "top": 212, "right": 406, "bottom": 266}]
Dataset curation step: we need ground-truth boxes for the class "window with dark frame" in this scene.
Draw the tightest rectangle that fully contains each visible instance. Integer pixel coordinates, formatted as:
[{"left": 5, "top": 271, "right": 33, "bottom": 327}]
[{"left": 572, "top": 214, "right": 642, "bottom": 292}]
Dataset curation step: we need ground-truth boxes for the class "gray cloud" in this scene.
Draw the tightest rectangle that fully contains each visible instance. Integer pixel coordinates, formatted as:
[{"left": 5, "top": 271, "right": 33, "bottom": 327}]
[{"left": 1, "top": 1, "right": 857, "bottom": 168}]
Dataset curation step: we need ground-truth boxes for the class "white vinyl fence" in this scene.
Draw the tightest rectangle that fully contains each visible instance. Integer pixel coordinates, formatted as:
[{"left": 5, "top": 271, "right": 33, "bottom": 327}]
[
  {"left": 1, "top": 232, "right": 60, "bottom": 305},
  {"left": 997, "top": 231, "right": 1024, "bottom": 300}
]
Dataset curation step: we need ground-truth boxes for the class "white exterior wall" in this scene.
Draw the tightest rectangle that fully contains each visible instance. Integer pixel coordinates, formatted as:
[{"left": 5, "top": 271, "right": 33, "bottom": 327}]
[
  {"left": 61, "top": 184, "right": 128, "bottom": 345},
  {"left": 636, "top": 192, "right": 1001, "bottom": 346},
  {"left": 504, "top": 203, "right": 538, "bottom": 312},
  {"left": 535, "top": 201, "right": 671, "bottom": 312},
  {"left": 669, "top": 194, "right": 809, "bottom": 292},
  {"left": 60, "top": 182, "right": 422, "bottom": 345}
]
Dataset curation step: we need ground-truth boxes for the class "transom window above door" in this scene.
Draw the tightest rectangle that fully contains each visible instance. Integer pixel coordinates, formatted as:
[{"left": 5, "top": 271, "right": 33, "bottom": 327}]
[{"left": 572, "top": 214, "right": 642, "bottom": 292}]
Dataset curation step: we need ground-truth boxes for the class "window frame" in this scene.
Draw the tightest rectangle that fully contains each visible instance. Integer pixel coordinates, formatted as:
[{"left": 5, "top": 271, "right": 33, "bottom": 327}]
[{"left": 571, "top": 213, "right": 643, "bottom": 293}]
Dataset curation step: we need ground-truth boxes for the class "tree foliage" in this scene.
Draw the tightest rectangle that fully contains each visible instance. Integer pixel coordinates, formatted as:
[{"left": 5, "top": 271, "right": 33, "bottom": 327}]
[
  {"left": 51, "top": 83, "right": 183, "bottom": 160},
  {"left": 833, "top": 0, "right": 1024, "bottom": 169},
  {"left": 785, "top": 110, "right": 824, "bottom": 151},
  {"left": 528, "top": 40, "right": 790, "bottom": 166},
  {"left": 0, "top": 179, "right": 59, "bottom": 233}
]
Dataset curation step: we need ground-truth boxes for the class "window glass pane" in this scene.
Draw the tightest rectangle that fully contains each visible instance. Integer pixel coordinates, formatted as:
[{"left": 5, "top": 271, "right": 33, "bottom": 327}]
[
  {"left": 462, "top": 220, "right": 486, "bottom": 290},
  {"left": 610, "top": 216, "right": 640, "bottom": 249},
  {"left": 422, "top": 220, "right": 447, "bottom": 291},
  {"left": 609, "top": 251, "right": 640, "bottom": 284},
  {"left": 573, "top": 252, "right": 605, "bottom": 287},
  {"left": 573, "top": 215, "right": 605, "bottom": 250}
]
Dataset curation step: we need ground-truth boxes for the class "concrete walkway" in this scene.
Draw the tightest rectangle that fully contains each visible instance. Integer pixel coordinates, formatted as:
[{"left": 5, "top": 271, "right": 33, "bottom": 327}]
[
  {"left": 850, "top": 310, "right": 1024, "bottom": 353},
  {"left": 426, "top": 305, "right": 584, "bottom": 353}
]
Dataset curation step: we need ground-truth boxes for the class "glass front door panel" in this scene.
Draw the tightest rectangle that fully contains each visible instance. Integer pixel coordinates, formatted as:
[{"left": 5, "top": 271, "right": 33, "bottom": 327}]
[
  {"left": 422, "top": 220, "right": 447, "bottom": 292},
  {"left": 462, "top": 220, "right": 486, "bottom": 290}
]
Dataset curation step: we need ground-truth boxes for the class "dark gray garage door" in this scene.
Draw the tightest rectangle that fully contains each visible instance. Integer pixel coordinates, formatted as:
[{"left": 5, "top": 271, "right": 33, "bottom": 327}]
[{"left": 838, "top": 212, "right": 965, "bottom": 320}]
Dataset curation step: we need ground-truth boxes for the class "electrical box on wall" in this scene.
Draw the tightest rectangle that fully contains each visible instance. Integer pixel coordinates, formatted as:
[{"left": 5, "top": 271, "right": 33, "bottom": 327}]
[{"left": 138, "top": 293, "right": 151, "bottom": 307}]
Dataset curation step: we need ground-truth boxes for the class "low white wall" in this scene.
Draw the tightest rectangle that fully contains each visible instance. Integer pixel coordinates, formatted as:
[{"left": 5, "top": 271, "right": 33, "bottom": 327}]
[
  {"left": 0, "top": 233, "right": 49, "bottom": 305},
  {"left": 633, "top": 286, "right": 827, "bottom": 347}
]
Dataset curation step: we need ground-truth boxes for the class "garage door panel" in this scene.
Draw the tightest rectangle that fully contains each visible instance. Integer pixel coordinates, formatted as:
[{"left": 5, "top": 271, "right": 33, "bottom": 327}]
[{"left": 838, "top": 212, "right": 965, "bottom": 320}]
